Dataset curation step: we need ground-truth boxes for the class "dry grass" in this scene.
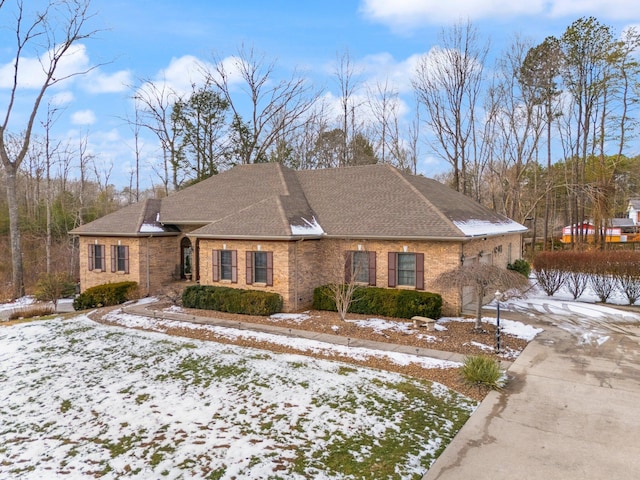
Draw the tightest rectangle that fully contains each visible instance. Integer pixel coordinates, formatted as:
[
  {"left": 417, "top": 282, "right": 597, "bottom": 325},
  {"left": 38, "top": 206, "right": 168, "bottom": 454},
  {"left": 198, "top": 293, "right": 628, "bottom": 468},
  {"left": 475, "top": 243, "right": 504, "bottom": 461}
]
[{"left": 8, "top": 303, "right": 55, "bottom": 320}]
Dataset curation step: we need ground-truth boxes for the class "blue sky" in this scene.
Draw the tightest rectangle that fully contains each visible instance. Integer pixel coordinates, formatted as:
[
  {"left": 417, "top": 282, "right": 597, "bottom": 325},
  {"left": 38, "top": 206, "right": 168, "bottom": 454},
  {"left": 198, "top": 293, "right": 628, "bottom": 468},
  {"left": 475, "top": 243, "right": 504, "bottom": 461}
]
[{"left": 1, "top": 0, "right": 639, "bottom": 189}]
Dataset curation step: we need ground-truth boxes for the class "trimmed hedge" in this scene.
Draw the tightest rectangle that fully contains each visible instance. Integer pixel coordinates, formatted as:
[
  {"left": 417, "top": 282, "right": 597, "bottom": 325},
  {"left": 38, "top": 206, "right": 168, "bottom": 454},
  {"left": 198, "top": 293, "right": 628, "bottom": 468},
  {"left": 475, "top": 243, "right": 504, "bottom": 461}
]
[
  {"left": 182, "top": 285, "right": 283, "bottom": 316},
  {"left": 313, "top": 285, "right": 442, "bottom": 319},
  {"left": 73, "top": 281, "right": 139, "bottom": 310}
]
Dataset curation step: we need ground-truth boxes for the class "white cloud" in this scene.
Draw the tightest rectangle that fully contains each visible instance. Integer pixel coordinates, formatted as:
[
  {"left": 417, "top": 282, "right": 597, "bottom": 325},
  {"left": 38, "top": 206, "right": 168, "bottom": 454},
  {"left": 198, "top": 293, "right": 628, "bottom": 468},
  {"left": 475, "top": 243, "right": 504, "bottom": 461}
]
[
  {"left": 360, "top": 0, "right": 544, "bottom": 28},
  {"left": 548, "top": 1, "right": 640, "bottom": 20},
  {"left": 157, "top": 55, "right": 210, "bottom": 96},
  {"left": 50, "top": 91, "right": 75, "bottom": 106},
  {"left": 83, "top": 70, "right": 133, "bottom": 94},
  {"left": 359, "top": 0, "right": 640, "bottom": 28},
  {"left": 0, "top": 43, "right": 92, "bottom": 90},
  {"left": 71, "top": 109, "right": 96, "bottom": 125}
]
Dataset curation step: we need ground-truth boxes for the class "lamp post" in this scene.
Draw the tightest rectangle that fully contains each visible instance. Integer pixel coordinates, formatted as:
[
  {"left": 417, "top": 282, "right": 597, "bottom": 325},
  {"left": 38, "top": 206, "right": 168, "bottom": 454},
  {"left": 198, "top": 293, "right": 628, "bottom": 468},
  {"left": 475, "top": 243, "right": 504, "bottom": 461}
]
[{"left": 494, "top": 290, "right": 502, "bottom": 354}]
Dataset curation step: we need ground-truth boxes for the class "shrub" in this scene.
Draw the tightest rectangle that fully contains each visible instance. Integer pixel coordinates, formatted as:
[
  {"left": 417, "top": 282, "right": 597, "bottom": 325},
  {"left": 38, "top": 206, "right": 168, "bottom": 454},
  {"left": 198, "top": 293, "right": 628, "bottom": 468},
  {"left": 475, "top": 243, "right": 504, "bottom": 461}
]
[
  {"left": 313, "top": 285, "right": 442, "bottom": 319},
  {"left": 532, "top": 252, "right": 566, "bottom": 296},
  {"left": 181, "top": 285, "right": 282, "bottom": 316},
  {"left": 507, "top": 259, "right": 531, "bottom": 278},
  {"left": 73, "top": 281, "right": 139, "bottom": 310},
  {"left": 34, "top": 272, "right": 77, "bottom": 308},
  {"left": 459, "top": 355, "right": 505, "bottom": 391}
]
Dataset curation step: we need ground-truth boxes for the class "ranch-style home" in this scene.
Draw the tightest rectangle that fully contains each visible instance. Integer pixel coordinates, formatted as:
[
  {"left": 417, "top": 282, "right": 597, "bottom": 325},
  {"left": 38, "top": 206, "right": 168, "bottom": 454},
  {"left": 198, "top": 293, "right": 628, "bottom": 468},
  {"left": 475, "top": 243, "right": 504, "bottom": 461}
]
[{"left": 70, "top": 163, "right": 527, "bottom": 315}]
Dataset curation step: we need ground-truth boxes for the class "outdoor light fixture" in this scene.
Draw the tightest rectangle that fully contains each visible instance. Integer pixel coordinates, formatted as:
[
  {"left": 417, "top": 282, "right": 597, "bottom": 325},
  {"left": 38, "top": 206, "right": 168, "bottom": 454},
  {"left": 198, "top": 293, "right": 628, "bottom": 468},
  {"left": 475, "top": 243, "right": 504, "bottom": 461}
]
[{"left": 494, "top": 290, "right": 503, "bottom": 354}]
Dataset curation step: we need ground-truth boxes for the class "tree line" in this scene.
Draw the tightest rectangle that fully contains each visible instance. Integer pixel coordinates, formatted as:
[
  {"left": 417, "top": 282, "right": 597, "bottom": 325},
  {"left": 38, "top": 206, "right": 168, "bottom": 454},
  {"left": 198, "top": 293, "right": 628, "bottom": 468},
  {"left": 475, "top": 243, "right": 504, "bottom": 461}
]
[{"left": 1, "top": 0, "right": 640, "bottom": 299}]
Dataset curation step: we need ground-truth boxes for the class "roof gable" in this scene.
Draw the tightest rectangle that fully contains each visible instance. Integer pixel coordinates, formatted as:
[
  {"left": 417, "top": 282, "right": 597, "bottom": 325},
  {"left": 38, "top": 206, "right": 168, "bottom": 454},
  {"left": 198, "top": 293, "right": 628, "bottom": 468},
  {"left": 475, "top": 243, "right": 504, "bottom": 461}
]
[{"left": 69, "top": 198, "right": 176, "bottom": 236}]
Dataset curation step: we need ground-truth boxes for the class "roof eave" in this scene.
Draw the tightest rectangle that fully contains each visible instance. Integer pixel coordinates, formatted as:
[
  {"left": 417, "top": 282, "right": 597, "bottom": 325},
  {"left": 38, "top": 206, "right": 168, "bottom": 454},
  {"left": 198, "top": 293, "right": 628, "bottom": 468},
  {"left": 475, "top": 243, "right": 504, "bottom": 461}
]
[
  {"left": 325, "top": 231, "right": 525, "bottom": 241},
  {"left": 187, "top": 233, "right": 324, "bottom": 241},
  {"left": 69, "top": 231, "right": 180, "bottom": 237}
]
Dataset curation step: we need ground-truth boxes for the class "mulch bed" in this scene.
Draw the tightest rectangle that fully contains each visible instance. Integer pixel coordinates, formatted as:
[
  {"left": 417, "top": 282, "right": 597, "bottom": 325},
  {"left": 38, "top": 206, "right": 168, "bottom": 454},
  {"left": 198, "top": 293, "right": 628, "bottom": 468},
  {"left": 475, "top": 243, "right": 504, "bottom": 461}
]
[{"left": 91, "top": 301, "right": 529, "bottom": 401}]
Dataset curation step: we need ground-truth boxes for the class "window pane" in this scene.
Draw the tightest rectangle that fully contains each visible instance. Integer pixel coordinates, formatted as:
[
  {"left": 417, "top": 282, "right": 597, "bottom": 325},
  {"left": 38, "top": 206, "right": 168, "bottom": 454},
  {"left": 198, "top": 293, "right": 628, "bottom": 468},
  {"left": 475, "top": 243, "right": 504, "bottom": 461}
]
[
  {"left": 254, "top": 252, "right": 267, "bottom": 284},
  {"left": 94, "top": 245, "right": 104, "bottom": 270},
  {"left": 397, "top": 253, "right": 416, "bottom": 286},
  {"left": 220, "top": 250, "right": 232, "bottom": 280},
  {"left": 352, "top": 251, "right": 369, "bottom": 283},
  {"left": 117, "top": 246, "right": 127, "bottom": 271}
]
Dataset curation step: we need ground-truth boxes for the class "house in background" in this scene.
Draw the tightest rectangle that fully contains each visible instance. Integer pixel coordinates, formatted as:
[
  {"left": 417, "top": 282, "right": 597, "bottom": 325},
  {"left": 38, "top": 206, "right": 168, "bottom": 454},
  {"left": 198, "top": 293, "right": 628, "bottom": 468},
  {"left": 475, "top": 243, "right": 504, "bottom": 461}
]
[
  {"left": 561, "top": 198, "right": 640, "bottom": 244},
  {"left": 70, "top": 163, "right": 527, "bottom": 315}
]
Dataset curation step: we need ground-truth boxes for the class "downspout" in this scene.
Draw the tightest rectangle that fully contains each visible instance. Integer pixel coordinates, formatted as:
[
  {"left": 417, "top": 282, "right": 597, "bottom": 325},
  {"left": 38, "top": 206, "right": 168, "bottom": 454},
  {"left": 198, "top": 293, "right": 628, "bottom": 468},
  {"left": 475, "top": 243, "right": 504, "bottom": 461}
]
[
  {"left": 294, "top": 240, "right": 299, "bottom": 311},
  {"left": 146, "top": 236, "right": 152, "bottom": 295}
]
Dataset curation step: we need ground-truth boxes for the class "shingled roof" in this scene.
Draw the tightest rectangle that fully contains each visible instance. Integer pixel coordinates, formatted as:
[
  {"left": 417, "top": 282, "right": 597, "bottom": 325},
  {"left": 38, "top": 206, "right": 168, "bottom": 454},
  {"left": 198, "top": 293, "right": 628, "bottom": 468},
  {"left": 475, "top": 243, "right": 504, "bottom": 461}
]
[
  {"left": 70, "top": 198, "right": 178, "bottom": 236},
  {"left": 71, "top": 163, "right": 526, "bottom": 240}
]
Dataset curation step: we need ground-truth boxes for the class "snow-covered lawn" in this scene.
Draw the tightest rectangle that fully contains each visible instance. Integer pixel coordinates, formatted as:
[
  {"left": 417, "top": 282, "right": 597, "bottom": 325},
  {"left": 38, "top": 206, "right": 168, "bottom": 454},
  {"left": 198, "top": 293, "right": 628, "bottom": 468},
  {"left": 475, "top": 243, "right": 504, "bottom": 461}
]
[{"left": 0, "top": 313, "right": 476, "bottom": 480}]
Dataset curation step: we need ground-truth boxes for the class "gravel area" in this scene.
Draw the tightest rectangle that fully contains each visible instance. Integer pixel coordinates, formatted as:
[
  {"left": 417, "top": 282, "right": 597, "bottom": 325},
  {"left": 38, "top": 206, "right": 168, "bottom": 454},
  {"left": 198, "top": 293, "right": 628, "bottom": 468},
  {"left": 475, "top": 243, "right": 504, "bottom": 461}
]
[{"left": 91, "top": 299, "right": 528, "bottom": 401}]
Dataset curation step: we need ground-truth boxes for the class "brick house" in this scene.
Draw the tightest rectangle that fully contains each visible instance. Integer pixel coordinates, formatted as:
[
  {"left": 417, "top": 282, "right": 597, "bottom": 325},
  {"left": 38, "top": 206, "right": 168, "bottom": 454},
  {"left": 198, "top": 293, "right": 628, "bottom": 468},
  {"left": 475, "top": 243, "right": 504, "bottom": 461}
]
[{"left": 70, "top": 163, "right": 526, "bottom": 315}]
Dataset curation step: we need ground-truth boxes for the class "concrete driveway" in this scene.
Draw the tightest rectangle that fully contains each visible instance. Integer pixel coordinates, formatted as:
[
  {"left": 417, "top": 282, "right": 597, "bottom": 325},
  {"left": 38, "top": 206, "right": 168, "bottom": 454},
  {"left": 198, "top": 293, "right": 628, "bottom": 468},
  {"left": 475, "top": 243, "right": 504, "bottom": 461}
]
[{"left": 424, "top": 301, "right": 640, "bottom": 480}]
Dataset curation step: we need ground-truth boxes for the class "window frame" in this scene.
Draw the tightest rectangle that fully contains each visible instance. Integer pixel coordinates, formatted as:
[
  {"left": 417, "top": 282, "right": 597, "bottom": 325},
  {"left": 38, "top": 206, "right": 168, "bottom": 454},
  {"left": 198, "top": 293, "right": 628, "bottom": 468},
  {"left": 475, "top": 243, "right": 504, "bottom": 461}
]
[
  {"left": 212, "top": 249, "right": 238, "bottom": 283},
  {"left": 397, "top": 253, "right": 417, "bottom": 286},
  {"left": 88, "top": 244, "right": 106, "bottom": 271},
  {"left": 220, "top": 250, "right": 233, "bottom": 281},
  {"left": 246, "top": 251, "right": 273, "bottom": 286},
  {"left": 388, "top": 252, "right": 424, "bottom": 290},
  {"left": 111, "top": 245, "right": 130, "bottom": 274}
]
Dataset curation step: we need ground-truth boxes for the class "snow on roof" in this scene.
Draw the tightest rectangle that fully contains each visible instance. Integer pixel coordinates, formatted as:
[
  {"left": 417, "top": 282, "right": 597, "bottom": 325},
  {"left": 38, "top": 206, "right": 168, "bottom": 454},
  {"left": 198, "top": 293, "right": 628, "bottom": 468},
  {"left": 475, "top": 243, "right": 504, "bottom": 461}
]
[
  {"left": 453, "top": 219, "right": 527, "bottom": 237},
  {"left": 139, "top": 223, "right": 166, "bottom": 233},
  {"left": 290, "top": 217, "right": 324, "bottom": 236}
]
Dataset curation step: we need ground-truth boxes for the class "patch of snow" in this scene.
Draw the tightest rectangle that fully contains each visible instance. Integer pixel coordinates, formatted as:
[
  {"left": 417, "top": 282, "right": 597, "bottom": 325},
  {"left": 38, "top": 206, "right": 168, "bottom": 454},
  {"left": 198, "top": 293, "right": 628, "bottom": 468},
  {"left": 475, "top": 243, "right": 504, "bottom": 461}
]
[
  {"left": 466, "top": 341, "right": 493, "bottom": 352},
  {"left": 453, "top": 219, "right": 527, "bottom": 236},
  {"left": 139, "top": 223, "right": 165, "bottom": 233},
  {"left": 347, "top": 318, "right": 413, "bottom": 335},
  {"left": 270, "top": 312, "right": 311, "bottom": 323},
  {"left": 290, "top": 216, "right": 324, "bottom": 236},
  {"left": 494, "top": 318, "right": 544, "bottom": 342},
  {"left": 0, "top": 296, "right": 35, "bottom": 312}
]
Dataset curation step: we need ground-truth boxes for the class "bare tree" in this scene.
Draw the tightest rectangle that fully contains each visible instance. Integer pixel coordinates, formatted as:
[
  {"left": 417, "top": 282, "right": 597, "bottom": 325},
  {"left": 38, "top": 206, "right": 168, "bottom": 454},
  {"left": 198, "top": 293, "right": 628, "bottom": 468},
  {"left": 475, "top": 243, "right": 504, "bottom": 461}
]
[
  {"left": 322, "top": 241, "right": 369, "bottom": 321},
  {"left": 521, "top": 36, "right": 564, "bottom": 249},
  {"left": 133, "top": 79, "right": 182, "bottom": 194},
  {"left": 559, "top": 17, "right": 617, "bottom": 246},
  {"left": 413, "top": 20, "right": 489, "bottom": 195},
  {"left": 367, "top": 78, "right": 412, "bottom": 169},
  {"left": 433, "top": 264, "right": 529, "bottom": 331},
  {"left": 40, "top": 102, "right": 65, "bottom": 274},
  {"left": 333, "top": 50, "right": 363, "bottom": 167},
  {"left": 0, "top": 0, "right": 99, "bottom": 298},
  {"left": 205, "top": 44, "right": 319, "bottom": 165},
  {"left": 487, "top": 35, "right": 545, "bottom": 220}
]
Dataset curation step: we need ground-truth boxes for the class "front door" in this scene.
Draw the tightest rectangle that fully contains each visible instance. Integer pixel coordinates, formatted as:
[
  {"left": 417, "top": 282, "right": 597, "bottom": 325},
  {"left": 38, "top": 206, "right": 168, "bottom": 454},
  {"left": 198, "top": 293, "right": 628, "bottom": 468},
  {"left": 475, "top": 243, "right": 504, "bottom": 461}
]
[{"left": 180, "top": 237, "right": 193, "bottom": 280}]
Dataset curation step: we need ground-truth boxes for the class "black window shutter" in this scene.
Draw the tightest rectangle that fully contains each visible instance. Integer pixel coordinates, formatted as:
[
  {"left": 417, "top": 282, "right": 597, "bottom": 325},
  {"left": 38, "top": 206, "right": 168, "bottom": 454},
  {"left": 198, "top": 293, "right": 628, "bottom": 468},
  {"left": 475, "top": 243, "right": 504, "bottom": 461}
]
[
  {"left": 231, "top": 250, "right": 238, "bottom": 283},
  {"left": 368, "top": 251, "right": 376, "bottom": 286},
  {"left": 266, "top": 251, "right": 273, "bottom": 286},
  {"left": 88, "top": 244, "right": 94, "bottom": 271},
  {"left": 212, "top": 250, "right": 219, "bottom": 281},
  {"left": 100, "top": 245, "right": 106, "bottom": 270},
  {"left": 124, "top": 246, "right": 130, "bottom": 274},
  {"left": 416, "top": 253, "right": 424, "bottom": 290},
  {"left": 344, "top": 251, "right": 352, "bottom": 283},
  {"left": 246, "top": 251, "right": 253, "bottom": 284},
  {"left": 388, "top": 252, "right": 397, "bottom": 287},
  {"left": 111, "top": 245, "right": 116, "bottom": 273}
]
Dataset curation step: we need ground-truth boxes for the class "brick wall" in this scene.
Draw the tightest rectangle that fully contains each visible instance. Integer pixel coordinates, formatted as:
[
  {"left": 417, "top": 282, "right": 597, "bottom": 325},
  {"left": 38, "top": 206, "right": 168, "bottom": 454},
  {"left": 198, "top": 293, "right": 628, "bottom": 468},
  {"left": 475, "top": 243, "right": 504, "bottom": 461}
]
[
  {"left": 78, "top": 235, "right": 180, "bottom": 296},
  {"left": 79, "top": 232, "right": 523, "bottom": 315}
]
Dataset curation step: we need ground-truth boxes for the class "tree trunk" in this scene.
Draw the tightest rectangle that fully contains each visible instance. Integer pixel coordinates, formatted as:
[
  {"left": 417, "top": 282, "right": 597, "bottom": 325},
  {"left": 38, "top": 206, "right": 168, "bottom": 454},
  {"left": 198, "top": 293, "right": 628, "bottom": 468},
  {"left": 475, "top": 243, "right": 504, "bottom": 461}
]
[
  {"left": 5, "top": 164, "right": 25, "bottom": 298},
  {"left": 474, "top": 285, "right": 484, "bottom": 330}
]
